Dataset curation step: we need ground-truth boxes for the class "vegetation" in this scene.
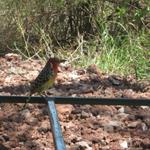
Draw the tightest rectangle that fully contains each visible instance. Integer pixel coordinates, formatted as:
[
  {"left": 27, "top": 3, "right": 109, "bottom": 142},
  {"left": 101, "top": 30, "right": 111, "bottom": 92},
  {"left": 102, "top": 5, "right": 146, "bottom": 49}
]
[{"left": 0, "top": 0, "right": 149, "bottom": 79}]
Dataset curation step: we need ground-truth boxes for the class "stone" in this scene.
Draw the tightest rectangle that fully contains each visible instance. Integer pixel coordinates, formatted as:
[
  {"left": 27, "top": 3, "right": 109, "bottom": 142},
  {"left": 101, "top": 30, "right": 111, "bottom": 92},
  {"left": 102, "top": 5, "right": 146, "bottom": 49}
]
[
  {"left": 76, "top": 141, "right": 92, "bottom": 150},
  {"left": 120, "top": 140, "right": 128, "bottom": 149}
]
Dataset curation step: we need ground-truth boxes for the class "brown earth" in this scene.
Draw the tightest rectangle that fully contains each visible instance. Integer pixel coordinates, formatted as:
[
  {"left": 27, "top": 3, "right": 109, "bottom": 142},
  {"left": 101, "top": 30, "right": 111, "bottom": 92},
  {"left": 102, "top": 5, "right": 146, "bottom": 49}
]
[{"left": 0, "top": 53, "right": 150, "bottom": 150}]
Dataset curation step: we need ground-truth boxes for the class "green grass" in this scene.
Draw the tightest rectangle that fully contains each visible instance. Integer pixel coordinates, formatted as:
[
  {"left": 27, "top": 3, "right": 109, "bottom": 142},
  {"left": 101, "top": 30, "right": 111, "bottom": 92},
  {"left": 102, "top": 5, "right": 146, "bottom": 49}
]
[
  {"left": 72, "top": 29, "right": 149, "bottom": 80},
  {"left": 0, "top": 0, "right": 149, "bottom": 80}
]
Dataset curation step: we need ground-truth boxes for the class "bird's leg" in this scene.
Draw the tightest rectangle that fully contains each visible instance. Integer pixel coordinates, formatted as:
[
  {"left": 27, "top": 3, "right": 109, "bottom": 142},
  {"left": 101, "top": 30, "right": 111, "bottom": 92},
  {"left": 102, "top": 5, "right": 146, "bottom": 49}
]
[
  {"left": 40, "top": 91, "right": 49, "bottom": 102},
  {"left": 21, "top": 92, "right": 47, "bottom": 111},
  {"left": 21, "top": 93, "right": 31, "bottom": 111}
]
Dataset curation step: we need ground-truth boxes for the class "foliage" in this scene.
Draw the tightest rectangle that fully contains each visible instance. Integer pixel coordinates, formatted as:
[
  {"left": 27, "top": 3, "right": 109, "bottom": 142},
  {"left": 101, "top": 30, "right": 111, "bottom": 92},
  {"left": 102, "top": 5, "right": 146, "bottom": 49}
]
[{"left": 0, "top": 0, "right": 149, "bottom": 79}]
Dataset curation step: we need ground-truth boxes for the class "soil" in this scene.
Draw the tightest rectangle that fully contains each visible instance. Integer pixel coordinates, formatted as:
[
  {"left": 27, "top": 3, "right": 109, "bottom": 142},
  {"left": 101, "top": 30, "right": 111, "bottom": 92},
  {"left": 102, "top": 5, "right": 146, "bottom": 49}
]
[{"left": 0, "top": 53, "right": 150, "bottom": 150}]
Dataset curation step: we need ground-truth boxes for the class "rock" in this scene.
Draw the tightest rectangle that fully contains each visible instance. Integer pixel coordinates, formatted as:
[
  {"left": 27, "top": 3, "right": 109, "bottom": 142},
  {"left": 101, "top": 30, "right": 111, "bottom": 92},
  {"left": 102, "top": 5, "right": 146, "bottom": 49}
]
[
  {"left": 5, "top": 53, "right": 22, "bottom": 61},
  {"left": 21, "top": 109, "right": 31, "bottom": 119},
  {"left": 120, "top": 140, "right": 128, "bottom": 149},
  {"left": 0, "top": 144, "right": 9, "bottom": 150},
  {"left": 81, "top": 111, "right": 90, "bottom": 119},
  {"left": 41, "top": 108, "right": 48, "bottom": 115},
  {"left": 70, "top": 136, "right": 82, "bottom": 144},
  {"left": 128, "top": 114, "right": 136, "bottom": 120},
  {"left": 1, "top": 134, "right": 9, "bottom": 142},
  {"left": 118, "top": 107, "right": 125, "bottom": 113},
  {"left": 76, "top": 69, "right": 86, "bottom": 75},
  {"left": 140, "top": 106, "right": 149, "bottom": 109},
  {"left": 37, "top": 120, "right": 51, "bottom": 133},
  {"left": 123, "top": 89, "right": 135, "bottom": 98},
  {"left": 0, "top": 135, "right": 5, "bottom": 142},
  {"left": 104, "top": 124, "right": 114, "bottom": 132},
  {"left": 57, "top": 104, "right": 74, "bottom": 114},
  {"left": 27, "top": 117, "right": 38, "bottom": 126},
  {"left": 84, "top": 134, "right": 103, "bottom": 143},
  {"left": 115, "top": 113, "right": 129, "bottom": 120},
  {"left": 21, "top": 110, "right": 38, "bottom": 125},
  {"left": 127, "top": 121, "right": 140, "bottom": 128},
  {"left": 68, "top": 71, "right": 79, "bottom": 80},
  {"left": 103, "top": 120, "right": 123, "bottom": 132},
  {"left": 110, "top": 142, "right": 122, "bottom": 150},
  {"left": 108, "top": 75, "right": 122, "bottom": 86},
  {"left": 141, "top": 123, "right": 148, "bottom": 131},
  {"left": 76, "top": 141, "right": 92, "bottom": 150},
  {"left": 71, "top": 109, "right": 82, "bottom": 114},
  {"left": 87, "top": 64, "right": 101, "bottom": 76}
]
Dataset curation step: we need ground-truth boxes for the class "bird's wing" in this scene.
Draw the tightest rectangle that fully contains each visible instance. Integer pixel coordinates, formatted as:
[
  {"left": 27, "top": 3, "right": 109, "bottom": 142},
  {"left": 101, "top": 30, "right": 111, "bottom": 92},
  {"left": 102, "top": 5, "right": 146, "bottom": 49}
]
[{"left": 30, "top": 63, "right": 54, "bottom": 94}]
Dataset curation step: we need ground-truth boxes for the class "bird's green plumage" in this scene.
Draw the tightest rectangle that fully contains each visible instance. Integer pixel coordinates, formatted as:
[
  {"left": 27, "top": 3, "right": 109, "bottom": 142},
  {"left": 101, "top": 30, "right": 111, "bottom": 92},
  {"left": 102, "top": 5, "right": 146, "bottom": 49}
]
[{"left": 30, "top": 60, "right": 57, "bottom": 95}]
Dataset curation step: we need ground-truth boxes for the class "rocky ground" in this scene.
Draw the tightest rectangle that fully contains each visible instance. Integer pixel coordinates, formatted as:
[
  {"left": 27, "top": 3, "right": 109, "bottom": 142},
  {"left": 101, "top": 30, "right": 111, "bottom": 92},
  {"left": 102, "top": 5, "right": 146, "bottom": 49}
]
[{"left": 0, "top": 53, "right": 150, "bottom": 150}]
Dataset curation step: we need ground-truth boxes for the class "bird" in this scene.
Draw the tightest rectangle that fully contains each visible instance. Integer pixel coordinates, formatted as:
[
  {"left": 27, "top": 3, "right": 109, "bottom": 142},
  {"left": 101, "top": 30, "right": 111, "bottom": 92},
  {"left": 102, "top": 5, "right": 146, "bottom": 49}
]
[{"left": 24, "top": 57, "right": 65, "bottom": 108}]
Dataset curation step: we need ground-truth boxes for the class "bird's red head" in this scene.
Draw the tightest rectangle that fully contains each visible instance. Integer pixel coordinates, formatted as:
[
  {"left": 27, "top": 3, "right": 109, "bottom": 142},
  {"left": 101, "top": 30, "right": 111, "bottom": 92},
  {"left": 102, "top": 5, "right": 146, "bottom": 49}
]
[{"left": 48, "top": 57, "right": 66, "bottom": 73}]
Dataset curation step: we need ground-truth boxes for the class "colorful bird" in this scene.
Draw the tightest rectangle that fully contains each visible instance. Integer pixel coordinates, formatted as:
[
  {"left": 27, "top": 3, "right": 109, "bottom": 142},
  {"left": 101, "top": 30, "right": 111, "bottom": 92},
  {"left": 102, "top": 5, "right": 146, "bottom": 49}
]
[{"left": 24, "top": 57, "right": 65, "bottom": 107}]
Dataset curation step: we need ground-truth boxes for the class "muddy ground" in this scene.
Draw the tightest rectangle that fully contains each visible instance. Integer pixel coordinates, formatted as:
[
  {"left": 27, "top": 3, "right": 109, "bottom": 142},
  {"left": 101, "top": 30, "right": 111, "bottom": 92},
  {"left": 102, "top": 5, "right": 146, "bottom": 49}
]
[{"left": 0, "top": 54, "right": 150, "bottom": 150}]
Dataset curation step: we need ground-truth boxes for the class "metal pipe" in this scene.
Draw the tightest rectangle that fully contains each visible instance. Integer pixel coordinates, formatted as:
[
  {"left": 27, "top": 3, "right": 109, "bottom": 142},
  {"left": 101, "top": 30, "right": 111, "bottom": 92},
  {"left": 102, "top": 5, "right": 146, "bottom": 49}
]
[
  {"left": 0, "top": 96, "right": 150, "bottom": 106},
  {"left": 47, "top": 99, "right": 66, "bottom": 150}
]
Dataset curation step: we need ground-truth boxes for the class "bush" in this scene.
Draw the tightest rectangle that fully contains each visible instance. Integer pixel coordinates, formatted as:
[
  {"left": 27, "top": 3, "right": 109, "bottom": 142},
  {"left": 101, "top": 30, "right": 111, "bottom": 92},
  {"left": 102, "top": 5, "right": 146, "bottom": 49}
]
[{"left": 0, "top": 0, "right": 149, "bottom": 79}]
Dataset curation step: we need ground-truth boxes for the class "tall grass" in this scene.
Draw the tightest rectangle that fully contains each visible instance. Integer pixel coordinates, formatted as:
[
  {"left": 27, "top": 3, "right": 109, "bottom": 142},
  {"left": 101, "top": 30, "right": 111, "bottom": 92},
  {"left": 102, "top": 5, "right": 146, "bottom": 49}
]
[
  {"left": 72, "top": 27, "right": 149, "bottom": 79},
  {"left": 0, "top": 0, "right": 149, "bottom": 79}
]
